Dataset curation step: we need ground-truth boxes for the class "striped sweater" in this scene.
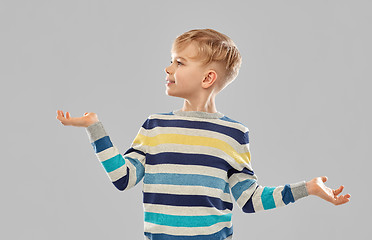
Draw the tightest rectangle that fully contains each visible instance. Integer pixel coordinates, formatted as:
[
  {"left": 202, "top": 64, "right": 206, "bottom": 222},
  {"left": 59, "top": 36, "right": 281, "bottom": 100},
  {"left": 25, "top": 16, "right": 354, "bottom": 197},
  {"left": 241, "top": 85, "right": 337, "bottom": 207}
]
[{"left": 86, "top": 109, "right": 308, "bottom": 240}]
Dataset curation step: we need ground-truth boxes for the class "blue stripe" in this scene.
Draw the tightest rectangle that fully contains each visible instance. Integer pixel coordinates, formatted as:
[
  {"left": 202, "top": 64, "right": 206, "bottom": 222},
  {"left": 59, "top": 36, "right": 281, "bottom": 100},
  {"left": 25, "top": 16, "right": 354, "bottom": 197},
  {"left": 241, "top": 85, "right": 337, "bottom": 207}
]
[
  {"left": 143, "top": 118, "right": 248, "bottom": 144},
  {"left": 143, "top": 192, "right": 233, "bottom": 211},
  {"left": 231, "top": 179, "right": 256, "bottom": 200},
  {"left": 261, "top": 187, "right": 276, "bottom": 210},
  {"left": 146, "top": 152, "right": 232, "bottom": 172},
  {"left": 154, "top": 111, "right": 174, "bottom": 116},
  {"left": 144, "top": 226, "right": 233, "bottom": 240},
  {"left": 125, "top": 157, "right": 145, "bottom": 185},
  {"left": 144, "top": 173, "right": 230, "bottom": 193},
  {"left": 282, "top": 184, "right": 295, "bottom": 204},
  {"left": 91, "top": 136, "right": 112, "bottom": 153},
  {"left": 220, "top": 116, "right": 244, "bottom": 124},
  {"left": 144, "top": 212, "right": 232, "bottom": 227},
  {"left": 101, "top": 154, "right": 125, "bottom": 173}
]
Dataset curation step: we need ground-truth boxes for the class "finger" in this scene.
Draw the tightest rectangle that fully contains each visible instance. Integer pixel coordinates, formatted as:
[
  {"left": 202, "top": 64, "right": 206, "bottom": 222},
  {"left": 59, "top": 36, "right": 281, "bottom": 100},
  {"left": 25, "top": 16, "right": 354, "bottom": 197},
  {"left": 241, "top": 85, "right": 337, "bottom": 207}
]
[
  {"left": 334, "top": 195, "right": 351, "bottom": 205},
  {"left": 56, "top": 110, "right": 61, "bottom": 120},
  {"left": 56, "top": 110, "right": 65, "bottom": 121},
  {"left": 57, "top": 110, "right": 71, "bottom": 125},
  {"left": 333, "top": 185, "right": 344, "bottom": 196}
]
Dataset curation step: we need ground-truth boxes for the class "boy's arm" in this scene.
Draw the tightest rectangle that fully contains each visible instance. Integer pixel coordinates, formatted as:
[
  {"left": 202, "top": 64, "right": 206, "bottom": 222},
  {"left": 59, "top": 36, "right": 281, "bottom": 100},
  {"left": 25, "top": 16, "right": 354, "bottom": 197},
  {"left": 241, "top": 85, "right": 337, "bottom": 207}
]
[
  {"left": 85, "top": 121, "right": 146, "bottom": 191},
  {"left": 56, "top": 110, "right": 146, "bottom": 191},
  {"left": 229, "top": 130, "right": 350, "bottom": 213},
  {"left": 230, "top": 170, "right": 350, "bottom": 213},
  {"left": 229, "top": 170, "right": 308, "bottom": 213}
]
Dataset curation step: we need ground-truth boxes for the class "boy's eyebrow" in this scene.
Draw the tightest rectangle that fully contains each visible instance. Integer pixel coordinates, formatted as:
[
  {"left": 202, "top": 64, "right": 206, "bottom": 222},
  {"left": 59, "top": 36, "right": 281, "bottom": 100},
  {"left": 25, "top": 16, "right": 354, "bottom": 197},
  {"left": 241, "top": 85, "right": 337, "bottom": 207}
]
[{"left": 171, "top": 56, "right": 188, "bottom": 62}]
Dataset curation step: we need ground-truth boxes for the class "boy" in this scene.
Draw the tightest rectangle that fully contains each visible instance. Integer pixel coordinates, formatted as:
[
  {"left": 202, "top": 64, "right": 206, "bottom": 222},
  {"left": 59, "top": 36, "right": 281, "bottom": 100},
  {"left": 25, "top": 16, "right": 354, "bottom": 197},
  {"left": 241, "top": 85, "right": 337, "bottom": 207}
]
[{"left": 56, "top": 29, "right": 350, "bottom": 240}]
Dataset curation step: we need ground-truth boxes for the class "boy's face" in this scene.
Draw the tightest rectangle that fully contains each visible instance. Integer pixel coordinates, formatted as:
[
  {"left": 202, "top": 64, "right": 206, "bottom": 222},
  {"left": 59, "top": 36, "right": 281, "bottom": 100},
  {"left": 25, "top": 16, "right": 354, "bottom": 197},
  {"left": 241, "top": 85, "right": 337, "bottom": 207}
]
[{"left": 164, "top": 43, "right": 214, "bottom": 100}]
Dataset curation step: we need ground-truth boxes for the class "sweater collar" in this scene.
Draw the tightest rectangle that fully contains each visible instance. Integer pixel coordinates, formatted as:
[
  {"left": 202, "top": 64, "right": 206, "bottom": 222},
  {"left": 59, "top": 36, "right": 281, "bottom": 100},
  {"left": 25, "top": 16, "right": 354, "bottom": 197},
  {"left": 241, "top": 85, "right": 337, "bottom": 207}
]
[{"left": 173, "top": 109, "right": 224, "bottom": 119}]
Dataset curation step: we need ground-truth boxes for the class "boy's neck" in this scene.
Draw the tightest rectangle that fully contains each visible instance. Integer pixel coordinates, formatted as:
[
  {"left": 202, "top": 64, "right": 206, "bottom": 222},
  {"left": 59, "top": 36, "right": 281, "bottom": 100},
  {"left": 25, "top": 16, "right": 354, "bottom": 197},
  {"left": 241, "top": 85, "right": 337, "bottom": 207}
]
[{"left": 181, "top": 94, "right": 218, "bottom": 113}]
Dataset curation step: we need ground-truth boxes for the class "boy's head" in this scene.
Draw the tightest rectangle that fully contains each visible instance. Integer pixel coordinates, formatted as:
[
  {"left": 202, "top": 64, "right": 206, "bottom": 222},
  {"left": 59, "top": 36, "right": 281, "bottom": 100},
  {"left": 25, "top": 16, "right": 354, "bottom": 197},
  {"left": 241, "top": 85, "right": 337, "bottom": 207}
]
[{"left": 165, "top": 28, "right": 242, "bottom": 99}]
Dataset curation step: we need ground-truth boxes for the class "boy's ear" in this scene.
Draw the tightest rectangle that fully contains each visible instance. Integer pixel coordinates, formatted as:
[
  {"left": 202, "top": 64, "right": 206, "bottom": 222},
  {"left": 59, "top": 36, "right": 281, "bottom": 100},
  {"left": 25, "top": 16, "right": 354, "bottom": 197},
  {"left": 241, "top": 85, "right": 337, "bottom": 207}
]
[{"left": 202, "top": 70, "right": 217, "bottom": 89}]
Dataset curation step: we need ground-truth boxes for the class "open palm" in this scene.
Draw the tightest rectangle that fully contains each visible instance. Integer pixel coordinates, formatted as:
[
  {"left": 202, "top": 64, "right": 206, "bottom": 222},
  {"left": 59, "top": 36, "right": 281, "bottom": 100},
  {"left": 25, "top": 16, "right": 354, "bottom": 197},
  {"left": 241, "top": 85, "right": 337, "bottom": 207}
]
[
  {"left": 307, "top": 176, "right": 351, "bottom": 206},
  {"left": 56, "top": 110, "right": 99, "bottom": 127}
]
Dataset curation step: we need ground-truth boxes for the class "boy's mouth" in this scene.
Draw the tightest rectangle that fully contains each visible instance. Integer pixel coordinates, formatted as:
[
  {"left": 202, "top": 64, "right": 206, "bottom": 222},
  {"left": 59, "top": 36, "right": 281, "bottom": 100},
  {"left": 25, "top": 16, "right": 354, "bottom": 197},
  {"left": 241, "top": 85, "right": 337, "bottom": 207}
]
[{"left": 166, "top": 78, "right": 176, "bottom": 84}]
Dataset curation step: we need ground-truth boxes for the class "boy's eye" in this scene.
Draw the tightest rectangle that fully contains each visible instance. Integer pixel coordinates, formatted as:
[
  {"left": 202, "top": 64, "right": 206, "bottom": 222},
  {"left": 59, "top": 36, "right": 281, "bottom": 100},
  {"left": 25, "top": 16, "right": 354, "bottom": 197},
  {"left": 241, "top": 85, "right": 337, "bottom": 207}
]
[{"left": 170, "top": 60, "right": 183, "bottom": 65}]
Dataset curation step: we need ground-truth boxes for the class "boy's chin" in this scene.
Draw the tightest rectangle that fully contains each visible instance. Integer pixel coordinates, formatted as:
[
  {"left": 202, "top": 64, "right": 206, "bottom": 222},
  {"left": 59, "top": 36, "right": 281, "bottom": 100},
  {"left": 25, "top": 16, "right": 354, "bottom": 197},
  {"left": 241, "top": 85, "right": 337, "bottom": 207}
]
[
  {"left": 165, "top": 90, "right": 186, "bottom": 99},
  {"left": 165, "top": 90, "right": 178, "bottom": 97}
]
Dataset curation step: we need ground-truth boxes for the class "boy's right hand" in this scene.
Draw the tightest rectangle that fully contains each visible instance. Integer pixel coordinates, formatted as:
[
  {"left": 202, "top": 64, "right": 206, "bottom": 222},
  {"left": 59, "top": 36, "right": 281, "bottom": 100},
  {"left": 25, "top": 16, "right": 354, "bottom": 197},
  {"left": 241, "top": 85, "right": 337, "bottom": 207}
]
[{"left": 56, "top": 110, "right": 99, "bottom": 127}]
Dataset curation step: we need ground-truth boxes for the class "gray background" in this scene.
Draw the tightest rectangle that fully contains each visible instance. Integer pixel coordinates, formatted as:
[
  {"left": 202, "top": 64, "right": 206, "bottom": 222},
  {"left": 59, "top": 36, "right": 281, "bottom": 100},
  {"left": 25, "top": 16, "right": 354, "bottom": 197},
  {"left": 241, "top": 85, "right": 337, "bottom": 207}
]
[{"left": 1, "top": 0, "right": 370, "bottom": 239}]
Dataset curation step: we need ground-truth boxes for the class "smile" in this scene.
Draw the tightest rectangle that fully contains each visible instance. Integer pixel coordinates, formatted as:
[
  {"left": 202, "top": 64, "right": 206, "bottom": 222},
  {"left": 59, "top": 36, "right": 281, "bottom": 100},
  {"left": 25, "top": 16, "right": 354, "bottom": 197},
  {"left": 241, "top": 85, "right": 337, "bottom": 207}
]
[{"left": 166, "top": 79, "right": 175, "bottom": 85}]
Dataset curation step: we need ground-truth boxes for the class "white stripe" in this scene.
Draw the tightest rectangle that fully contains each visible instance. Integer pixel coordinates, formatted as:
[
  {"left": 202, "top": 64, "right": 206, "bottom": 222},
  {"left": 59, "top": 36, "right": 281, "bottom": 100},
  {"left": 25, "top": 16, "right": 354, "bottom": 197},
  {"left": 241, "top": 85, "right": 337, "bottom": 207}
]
[
  {"left": 236, "top": 182, "right": 257, "bottom": 208},
  {"left": 107, "top": 164, "right": 128, "bottom": 182},
  {"left": 146, "top": 164, "right": 227, "bottom": 180},
  {"left": 144, "top": 184, "right": 232, "bottom": 203},
  {"left": 106, "top": 156, "right": 143, "bottom": 185},
  {"left": 124, "top": 158, "right": 137, "bottom": 188},
  {"left": 252, "top": 186, "right": 264, "bottom": 212},
  {"left": 96, "top": 146, "right": 119, "bottom": 162},
  {"left": 273, "top": 186, "right": 285, "bottom": 208},
  {"left": 144, "top": 203, "right": 232, "bottom": 216},
  {"left": 144, "top": 220, "right": 232, "bottom": 236}
]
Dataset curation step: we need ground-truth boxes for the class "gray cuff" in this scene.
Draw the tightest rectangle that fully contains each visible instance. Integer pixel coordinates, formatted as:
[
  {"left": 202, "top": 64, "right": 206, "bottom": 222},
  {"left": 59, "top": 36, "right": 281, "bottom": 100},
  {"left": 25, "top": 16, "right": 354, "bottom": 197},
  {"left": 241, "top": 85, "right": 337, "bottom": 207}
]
[
  {"left": 85, "top": 121, "right": 107, "bottom": 143},
  {"left": 291, "top": 181, "right": 309, "bottom": 201}
]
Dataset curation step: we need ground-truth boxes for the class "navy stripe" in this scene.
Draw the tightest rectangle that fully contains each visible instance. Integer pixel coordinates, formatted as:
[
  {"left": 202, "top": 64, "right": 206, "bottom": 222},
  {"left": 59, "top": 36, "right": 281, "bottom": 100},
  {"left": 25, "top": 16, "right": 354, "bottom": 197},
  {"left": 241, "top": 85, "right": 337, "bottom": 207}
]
[
  {"left": 143, "top": 118, "right": 248, "bottom": 144},
  {"left": 241, "top": 185, "right": 259, "bottom": 213},
  {"left": 282, "top": 184, "right": 295, "bottom": 205},
  {"left": 124, "top": 147, "right": 146, "bottom": 156},
  {"left": 91, "top": 136, "right": 112, "bottom": 153},
  {"left": 146, "top": 152, "right": 232, "bottom": 171},
  {"left": 112, "top": 169, "right": 129, "bottom": 191},
  {"left": 227, "top": 167, "right": 254, "bottom": 178},
  {"left": 242, "top": 197, "right": 255, "bottom": 213},
  {"left": 144, "top": 227, "right": 233, "bottom": 240},
  {"left": 143, "top": 192, "right": 233, "bottom": 211}
]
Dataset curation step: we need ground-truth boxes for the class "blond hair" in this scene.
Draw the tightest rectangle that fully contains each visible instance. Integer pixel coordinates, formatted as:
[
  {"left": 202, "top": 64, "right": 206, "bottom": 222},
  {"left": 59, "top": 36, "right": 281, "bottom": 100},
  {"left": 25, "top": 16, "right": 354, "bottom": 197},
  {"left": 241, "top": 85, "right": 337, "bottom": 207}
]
[{"left": 171, "top": 28, "right": 242, "bottom": 92}]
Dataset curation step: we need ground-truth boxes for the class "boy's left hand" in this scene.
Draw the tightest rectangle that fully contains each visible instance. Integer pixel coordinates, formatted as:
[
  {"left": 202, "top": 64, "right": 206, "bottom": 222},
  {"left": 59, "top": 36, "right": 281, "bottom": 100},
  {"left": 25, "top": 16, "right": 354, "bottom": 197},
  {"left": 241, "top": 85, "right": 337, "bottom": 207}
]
[{"left": 306, "top": 176, "right": 351, "bottom": 206}]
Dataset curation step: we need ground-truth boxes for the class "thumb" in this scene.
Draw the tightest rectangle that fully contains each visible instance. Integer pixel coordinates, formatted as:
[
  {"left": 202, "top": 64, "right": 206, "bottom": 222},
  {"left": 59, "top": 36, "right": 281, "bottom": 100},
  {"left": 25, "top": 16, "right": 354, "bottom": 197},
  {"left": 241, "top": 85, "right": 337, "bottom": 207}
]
[
  {"left": 84, "top": 112, "right": 88, "bottom": 116},
  {"left": 321, "top": 176, "right": 328, "bottom": 183}
]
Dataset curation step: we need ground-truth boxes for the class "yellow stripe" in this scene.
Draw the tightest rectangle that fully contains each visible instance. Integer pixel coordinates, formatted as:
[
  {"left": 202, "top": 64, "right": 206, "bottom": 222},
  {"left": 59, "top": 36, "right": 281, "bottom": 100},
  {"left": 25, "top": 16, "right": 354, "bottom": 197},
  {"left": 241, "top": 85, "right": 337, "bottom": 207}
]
[{"left": 133, "top": 133, "right": 251, "bottom": 164}]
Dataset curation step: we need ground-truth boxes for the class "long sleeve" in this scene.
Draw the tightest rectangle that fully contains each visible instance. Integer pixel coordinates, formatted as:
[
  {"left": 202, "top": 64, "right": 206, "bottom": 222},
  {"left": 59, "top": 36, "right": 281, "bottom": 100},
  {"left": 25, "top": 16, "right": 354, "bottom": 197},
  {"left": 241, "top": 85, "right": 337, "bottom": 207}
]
[
  {"left": 85, "top": 121, "right": 147, "bottom": 191},
  {"left": 228, "top": 130, "right": 308, "bottom": 213}
]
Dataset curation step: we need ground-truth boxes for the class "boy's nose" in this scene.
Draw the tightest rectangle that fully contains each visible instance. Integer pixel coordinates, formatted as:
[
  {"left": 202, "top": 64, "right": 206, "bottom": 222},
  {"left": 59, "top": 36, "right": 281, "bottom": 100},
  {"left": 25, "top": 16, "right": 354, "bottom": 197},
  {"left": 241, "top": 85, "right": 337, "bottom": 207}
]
[{"left": 164, "top": 66, "right": 171, "bottom": 74}]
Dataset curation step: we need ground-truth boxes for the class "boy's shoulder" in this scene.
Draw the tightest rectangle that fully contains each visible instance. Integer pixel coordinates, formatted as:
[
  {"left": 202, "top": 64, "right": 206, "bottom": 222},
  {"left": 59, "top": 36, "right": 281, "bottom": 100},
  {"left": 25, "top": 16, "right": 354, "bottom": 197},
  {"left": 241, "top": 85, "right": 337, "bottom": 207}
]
[{"left": 145, "top": 111, "right": 249, "bottom": 133}]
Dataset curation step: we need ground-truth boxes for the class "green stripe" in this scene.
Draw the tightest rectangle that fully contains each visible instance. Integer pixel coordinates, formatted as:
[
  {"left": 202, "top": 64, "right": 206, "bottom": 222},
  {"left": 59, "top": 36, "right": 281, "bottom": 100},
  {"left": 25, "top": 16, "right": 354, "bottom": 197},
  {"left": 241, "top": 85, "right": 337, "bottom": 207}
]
[
  {"left": 144, "top": 212, "right": 232, "bottom": 227},
  {"left": 261, "top": 187, "right": 276, "bottom": 210}
]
